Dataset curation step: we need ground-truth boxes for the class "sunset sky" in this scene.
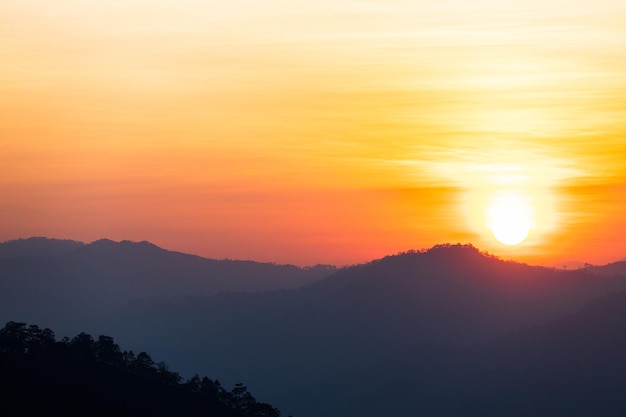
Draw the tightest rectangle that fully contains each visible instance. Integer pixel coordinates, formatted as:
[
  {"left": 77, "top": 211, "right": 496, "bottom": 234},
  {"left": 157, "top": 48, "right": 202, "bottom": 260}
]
[{"left": 2, "top": 0, "right": 626, "bottom": 266}]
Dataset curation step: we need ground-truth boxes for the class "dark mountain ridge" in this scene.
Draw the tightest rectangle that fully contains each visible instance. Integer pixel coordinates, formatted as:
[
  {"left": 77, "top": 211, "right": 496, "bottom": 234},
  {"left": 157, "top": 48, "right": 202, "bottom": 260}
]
[
  {"left": 583, "top": 260, "right": 626, "bottom": 277},
  {"left": 0, "top": 237, "right": 85, "bottom": 259},
  {"left": 0, "top": 237, "right": 336, "bottom": 335}
]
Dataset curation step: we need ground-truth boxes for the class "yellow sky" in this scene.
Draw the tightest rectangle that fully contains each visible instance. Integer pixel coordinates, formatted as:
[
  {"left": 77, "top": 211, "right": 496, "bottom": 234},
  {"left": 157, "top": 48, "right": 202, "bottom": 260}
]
[{"left": 2, "top": 0, "right": 626, "bottom": 265}]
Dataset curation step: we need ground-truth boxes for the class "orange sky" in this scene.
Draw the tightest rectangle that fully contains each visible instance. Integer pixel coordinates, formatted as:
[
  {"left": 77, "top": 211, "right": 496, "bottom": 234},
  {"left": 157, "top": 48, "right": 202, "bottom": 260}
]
[{"left": 2, "top": 0, "right": 626, "bottom": 266}]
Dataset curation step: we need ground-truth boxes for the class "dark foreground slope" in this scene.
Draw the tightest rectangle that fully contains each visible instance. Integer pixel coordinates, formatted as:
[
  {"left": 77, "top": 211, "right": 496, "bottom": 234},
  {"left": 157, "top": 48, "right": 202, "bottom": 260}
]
[
  {"left": 0, "top": 321, "right": 284, "bottom": 417},
  {"left": 0, "top": 238, "right": 334, "bottom": 335},
  {"left": 92, "top": 244, "right": 626, "bottom": 417}
]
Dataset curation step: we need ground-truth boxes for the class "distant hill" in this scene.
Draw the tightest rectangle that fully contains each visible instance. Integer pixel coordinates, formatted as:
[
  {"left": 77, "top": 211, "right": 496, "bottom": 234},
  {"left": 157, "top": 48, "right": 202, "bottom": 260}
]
[
  {"left": 0, "top": 237, "right": 335, "bottom": 335},
  {"left": 0, "top": 237, "right": 84, "bottom": 258},
  {"left": 550, "top": 260, "right": 592, "bottom": 270},
  {"left": 583, "top": 260, "right": 626, "bottom": 277}
]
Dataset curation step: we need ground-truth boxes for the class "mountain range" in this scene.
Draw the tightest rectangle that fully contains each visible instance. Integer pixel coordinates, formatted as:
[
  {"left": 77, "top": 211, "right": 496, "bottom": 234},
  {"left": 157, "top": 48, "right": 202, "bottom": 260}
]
[
  {"left": 0, "top": 237, "right": 335, "bottom": 336},
  {"left": 2, "top": 238, "right": 626, "bottom": 416}
]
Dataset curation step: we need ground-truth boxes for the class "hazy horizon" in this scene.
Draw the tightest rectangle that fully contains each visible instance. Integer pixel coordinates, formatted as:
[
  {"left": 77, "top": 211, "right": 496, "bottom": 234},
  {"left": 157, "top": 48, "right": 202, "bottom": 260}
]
[{"left": 2, "top": 235, "right": 624, "bottom": 269}]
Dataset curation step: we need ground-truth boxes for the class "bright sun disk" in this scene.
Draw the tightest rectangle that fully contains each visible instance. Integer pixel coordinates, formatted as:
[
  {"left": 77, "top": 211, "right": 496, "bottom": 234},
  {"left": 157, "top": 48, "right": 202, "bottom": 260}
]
[{"left": 487, "top": 191, "right": 533, "bottom": 245}]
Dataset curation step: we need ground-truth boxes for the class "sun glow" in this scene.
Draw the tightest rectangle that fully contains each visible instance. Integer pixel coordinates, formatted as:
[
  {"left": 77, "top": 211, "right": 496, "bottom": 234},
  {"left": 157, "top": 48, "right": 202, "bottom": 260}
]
[
  {"left": 461, "top": 162, "right": 557, "bottom": 251},
  {"left": 487, "top": 190, "right": 534, "bottom": 245}
]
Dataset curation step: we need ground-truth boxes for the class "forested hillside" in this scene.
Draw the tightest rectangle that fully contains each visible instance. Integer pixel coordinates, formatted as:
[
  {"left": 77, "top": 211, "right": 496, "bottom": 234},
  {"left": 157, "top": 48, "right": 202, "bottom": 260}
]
[{"left": 0, "top": 321, "right": 285, "bottom": 417}]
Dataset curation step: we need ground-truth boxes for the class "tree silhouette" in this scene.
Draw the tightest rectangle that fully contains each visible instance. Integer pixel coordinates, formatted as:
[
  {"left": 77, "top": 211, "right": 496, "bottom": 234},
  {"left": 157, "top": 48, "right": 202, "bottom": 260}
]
[{"left": 0, "top": 321, "right": 283, "bottom": 417}]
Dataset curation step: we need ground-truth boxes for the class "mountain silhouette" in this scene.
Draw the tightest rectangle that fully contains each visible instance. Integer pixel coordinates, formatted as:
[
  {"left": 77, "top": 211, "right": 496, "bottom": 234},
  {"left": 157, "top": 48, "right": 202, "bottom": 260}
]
[
  {"left": 0, "top": 238, "right": 335, "bottom": 336},
  {"left": 0, "top": 237, "right": 84, "bottom": 258},
  {"left": 4, "top": 239, "right": 626, "bottom": 417},
  {"left": 584, "top": 260, "right": 626, "bottom": 277}
]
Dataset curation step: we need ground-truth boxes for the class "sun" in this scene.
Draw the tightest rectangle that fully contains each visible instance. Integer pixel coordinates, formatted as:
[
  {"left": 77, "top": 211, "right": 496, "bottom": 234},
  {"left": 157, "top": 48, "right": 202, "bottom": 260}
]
[{"left": 487, "top": 190, "right": 534, "bottom": 245}]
